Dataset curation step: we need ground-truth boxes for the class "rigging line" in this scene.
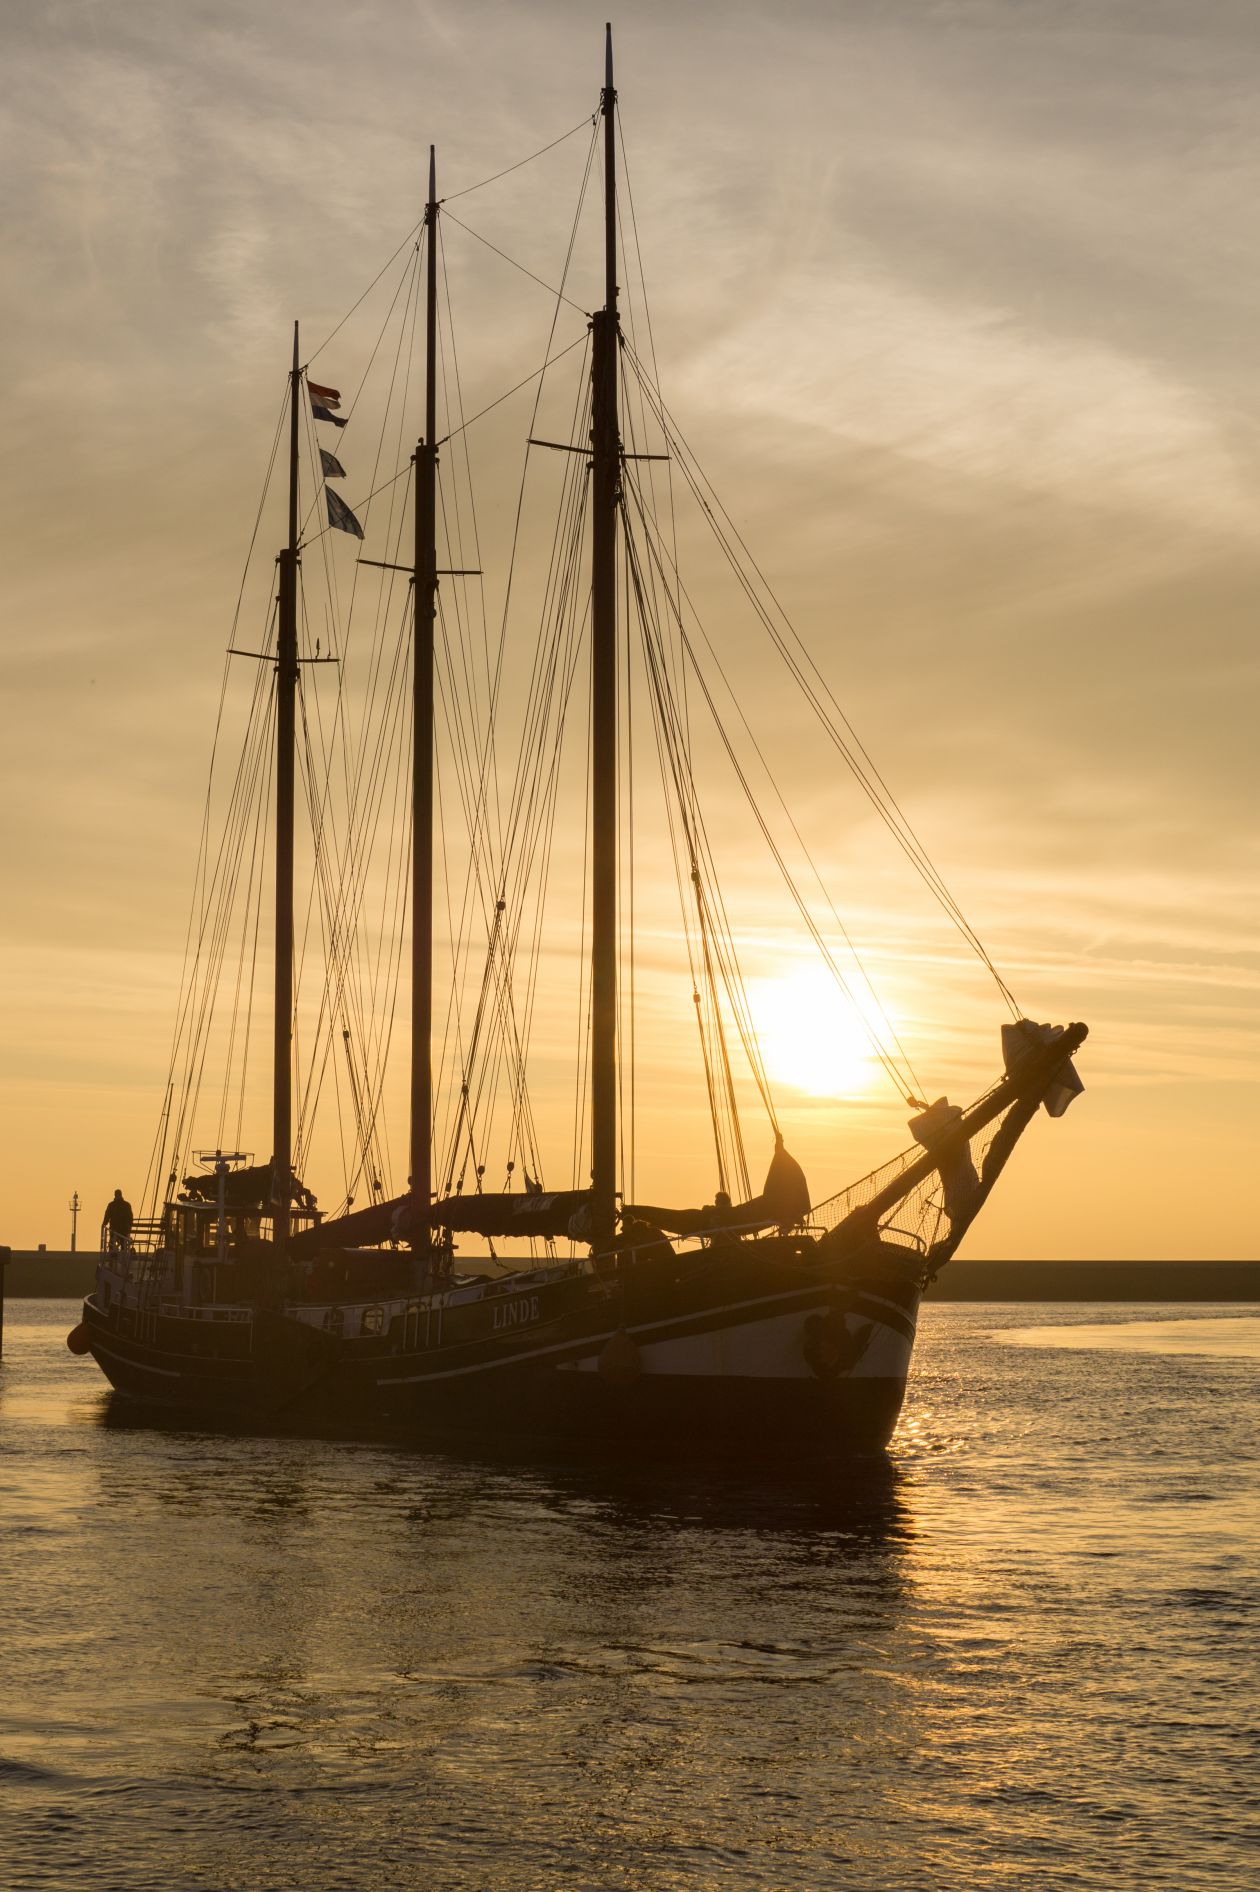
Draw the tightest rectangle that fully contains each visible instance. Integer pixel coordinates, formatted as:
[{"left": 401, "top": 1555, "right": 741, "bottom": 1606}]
[
  {"left": 441, "top": 113, "right": 597, "bottom": 202},
  {"left": 302, "top": 458, "right": 412, "bottom": 547},
  {"left": 307, "top": 215, "right": 426, "bottom": 364},
  {"left": 625, "top": 473, "right": 921, "bottom": 1105},
  {"left": 228, "top": 383, "right": 291, "bottom": 649},
  {"left": 471, "top": 438, "right": 590, "bottom": 1182},
  {"left": 436, "top": 332, "right": 590, "bottom": 448},
  {"left": 499, "top": 581, "right": 590, "bottom": 1180},
  {"left": 299, "top": 601, "right": 411, "bottom": 1163},
  {"left": 615, "top": 121, "right": 690, "bottom": 766},
  {"left": 620, "top": 377, "right": 980, "bottom": 1044},
  {"left": 462, "top": 122, "right": 598, "bottom": 901},
  {"left": 216, "top": 701, "right": 273, "bottom": 1149},
  {"left": 482, "top": 467, "right": 591, "bottom": 1182},
  {"left": 143, "top": 383, "right": 289, "bottom": 1218},
  {"left": 447, "top": 127, "right": 601, "bottom": 1178},
  {"left": 636, "top": 579, "right": 740, "bottom": 1184},
  {"left": 172, "top": 665, "right": 276, "bottom": 1176},
  {"left": 233, "top": 786, "right": 268, "bottom": 1151},
  {"left": 296, "top": 579, "right": 398, "bottom": 1131},
  {"left": 436, "top": 220, "right": 501, "bottom": 869},
  {"left": 441, "top": 207, "right": 591, "bottom": 316},
  {"left": 327, "top": 684, "right": 411, "bottom": 1208},
  {"left": 619, "top": 455, "right": 770, "bottom": 1122},
  {"left": 303, "top": 243, "right": 422, "bottom": 1008},
  {"left": 301, "top": 244, "right": 423, "bottom": 1067},
  {"left": 633, "top": 514, "right": 918, "bottom": 1108},
  {"left": 623, "top": 468, "right": 915, "bottom": 1109},
  {"left": 167, "top": 627, "right": 274, "bottom": 1143},
  {"left": 490, "top": 481, "right": 595, "bottom": 1180},
  {"left": 622, "top": 346, "right": 1020, "bottom": 1018},
  {"left": 623, "top": 458, "right": 921, "bottom": 1108},
  {"left": 627, "top": 525, "right": 764, "bottom": 1175},
  {"left": 497, "top": 462, "right": 591, "bottom": 1041},
  {"left": 622, "top": 346, "right": 955, "bottom": 907},
  {"left": 300, "top": 233, "right": 424, "bottom": 539},
  {"left": 301, "top": 695, "right": 401, "bottom": 1204}
]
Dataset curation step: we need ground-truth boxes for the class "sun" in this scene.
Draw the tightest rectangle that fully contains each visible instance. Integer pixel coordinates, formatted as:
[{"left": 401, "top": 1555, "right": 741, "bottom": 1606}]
[{"left": 748, "top": 963, "right": 886, "bottom": 1099}]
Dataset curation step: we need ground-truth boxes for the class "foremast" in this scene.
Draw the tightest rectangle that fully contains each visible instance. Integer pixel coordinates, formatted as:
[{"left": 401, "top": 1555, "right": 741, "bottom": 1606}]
[
  {"left": 590, "top": 23, "right": 620, "bottom": 1249},
  {"left": 272, "top": 320, "right": 300, "bottom": 1258},
  {"left": 411, "top": 148, "right": 438, "bottom": 1244}
]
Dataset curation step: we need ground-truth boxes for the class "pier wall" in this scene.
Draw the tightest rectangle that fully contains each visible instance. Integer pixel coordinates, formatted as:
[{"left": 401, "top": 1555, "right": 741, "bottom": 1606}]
[{"left": 2, "top": 1250, "right": 1256, "bottom": 1302}]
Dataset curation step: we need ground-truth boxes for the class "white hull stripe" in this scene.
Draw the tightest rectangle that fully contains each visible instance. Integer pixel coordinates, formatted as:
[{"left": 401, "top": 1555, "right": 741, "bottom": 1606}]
[{"left": 376, "top": 1286, "right": 917, "bottom": 1388}]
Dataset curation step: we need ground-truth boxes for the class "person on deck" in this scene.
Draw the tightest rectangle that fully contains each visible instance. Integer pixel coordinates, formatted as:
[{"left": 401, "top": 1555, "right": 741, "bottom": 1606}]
[{"left": 103, "top": 1189, "right": 133, "bottom": 1254}]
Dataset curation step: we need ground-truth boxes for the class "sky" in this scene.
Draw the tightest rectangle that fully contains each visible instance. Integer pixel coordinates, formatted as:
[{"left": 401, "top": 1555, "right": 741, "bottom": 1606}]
[{"left": 2, "top": 0, "right": 1256, "bottom": 1258}]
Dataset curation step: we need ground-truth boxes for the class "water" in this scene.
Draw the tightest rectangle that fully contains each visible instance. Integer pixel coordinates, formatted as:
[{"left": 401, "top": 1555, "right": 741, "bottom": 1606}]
[{"left": 2, "top": 1300, "right": 1257, "bottom": 1890}]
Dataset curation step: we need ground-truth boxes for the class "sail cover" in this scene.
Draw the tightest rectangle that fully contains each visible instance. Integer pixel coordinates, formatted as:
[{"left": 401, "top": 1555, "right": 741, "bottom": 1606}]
[
  {"left": 289, "top": 1187, "right": 592, "bottom": 1256},
  {"left": 629, "top": 1135, "right": 811, "bottom": 1237},
  {"left": 429, "top": 1190, "right": 591, "bottom": 1239}
]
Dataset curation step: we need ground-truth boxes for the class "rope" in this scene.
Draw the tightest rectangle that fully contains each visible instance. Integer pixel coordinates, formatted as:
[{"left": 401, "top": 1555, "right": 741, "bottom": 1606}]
[{"left": 441, "top": 114, "right": 596, "bottom": 203}]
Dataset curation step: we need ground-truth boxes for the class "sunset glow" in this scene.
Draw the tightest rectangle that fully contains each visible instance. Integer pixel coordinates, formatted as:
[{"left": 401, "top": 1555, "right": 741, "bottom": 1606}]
[
  {"left": 750, "top": 966, "right": 886, "bottom": 1101},
  {"left": 0, "top": 2, "right": 1255, "bottom": 1260}
]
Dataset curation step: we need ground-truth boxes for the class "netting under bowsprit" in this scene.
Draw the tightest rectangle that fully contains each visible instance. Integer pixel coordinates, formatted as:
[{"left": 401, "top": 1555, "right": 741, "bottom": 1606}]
[{"left": 808, "top": 1099, "right": 1024, "bottom": 1263}]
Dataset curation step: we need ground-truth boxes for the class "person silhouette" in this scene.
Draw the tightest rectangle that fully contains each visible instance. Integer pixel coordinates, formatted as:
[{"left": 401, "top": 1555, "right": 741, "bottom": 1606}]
[{"left": 103, "top": 1189, "right": 133, "bottom": 1254}]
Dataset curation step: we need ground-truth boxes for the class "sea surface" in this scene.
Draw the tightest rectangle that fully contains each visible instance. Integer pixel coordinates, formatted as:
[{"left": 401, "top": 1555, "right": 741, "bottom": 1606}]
[{"left": 1, "top": 1299, "right": 1256, "bottom": 1891}]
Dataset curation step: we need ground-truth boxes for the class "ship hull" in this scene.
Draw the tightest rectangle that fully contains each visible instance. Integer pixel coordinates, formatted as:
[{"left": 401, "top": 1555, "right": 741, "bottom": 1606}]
[{"left": 80, "top": 1241, "right": 921, "bottom": 1455}]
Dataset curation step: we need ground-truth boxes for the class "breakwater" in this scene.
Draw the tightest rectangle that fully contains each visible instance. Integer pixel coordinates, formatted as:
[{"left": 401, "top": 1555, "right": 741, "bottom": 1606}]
[{"left": 3, "top": 1249, "right": 1256, "bottom": 1301}]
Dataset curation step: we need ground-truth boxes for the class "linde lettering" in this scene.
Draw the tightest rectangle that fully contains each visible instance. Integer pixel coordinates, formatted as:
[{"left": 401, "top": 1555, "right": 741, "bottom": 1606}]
[{"left": 492, "top": 1294, "right": 541, "bottom": 1333}]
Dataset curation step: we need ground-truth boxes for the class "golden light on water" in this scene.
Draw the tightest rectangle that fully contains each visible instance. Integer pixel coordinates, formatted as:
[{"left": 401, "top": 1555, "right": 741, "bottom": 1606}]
[{"left": 749, "top": 965, "right": 887, "bottom": 1100}]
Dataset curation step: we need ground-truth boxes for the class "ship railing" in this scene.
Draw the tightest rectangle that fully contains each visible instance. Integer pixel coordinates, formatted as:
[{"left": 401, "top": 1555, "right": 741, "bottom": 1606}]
[{"left": 98, "top": 1217, "right": 166, "bottom": 1258}]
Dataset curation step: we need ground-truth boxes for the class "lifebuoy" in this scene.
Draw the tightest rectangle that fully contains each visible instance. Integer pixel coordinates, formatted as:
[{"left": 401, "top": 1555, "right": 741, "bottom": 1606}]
[{"left": 802, "top": 1308, "right": 870, "bottom": 1379}]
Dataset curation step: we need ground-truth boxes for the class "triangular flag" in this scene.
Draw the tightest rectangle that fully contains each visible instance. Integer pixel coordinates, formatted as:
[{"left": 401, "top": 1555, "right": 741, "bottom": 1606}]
[
  {"left": 326, "top": 488, "right": 364, "bottom": 539},
  {"left": 320, "top": 448, "right": 347, "bottom": 479},
  {"left": 311, "top": 400, "right": 348, "bottom": 428},
  {"left": 308, "top": 380, "right": 342, "bottom": 409}
]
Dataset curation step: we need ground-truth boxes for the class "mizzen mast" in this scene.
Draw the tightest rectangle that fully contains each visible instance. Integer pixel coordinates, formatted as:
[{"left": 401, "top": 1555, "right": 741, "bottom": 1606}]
[
  {"left": 272, "top": 319, "right": 300, "bottom": 1258},
  {"left": 410, "top": 147, "right": 438, "bottom": 1241},
  {"left": 590, "top": 24, "right": 620, "bottom": 1249}
]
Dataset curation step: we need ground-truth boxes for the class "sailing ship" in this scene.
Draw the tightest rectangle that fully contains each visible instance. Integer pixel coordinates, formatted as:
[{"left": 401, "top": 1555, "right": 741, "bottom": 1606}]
[{"left": 73, "top": 30, "right": 1086, "bottom": 1453}]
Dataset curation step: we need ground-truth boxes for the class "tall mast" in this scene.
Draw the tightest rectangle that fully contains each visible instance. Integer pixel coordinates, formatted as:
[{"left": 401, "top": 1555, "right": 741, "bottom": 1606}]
[
  {"left": 590, "top": 23, "right": 619, "bottom": 1248},
  {"left": 410, "top": 147, "right": 438, "bottom": 1240},
  {"left": 272, "top": 320, "right": 300, "bottom": 1257}
]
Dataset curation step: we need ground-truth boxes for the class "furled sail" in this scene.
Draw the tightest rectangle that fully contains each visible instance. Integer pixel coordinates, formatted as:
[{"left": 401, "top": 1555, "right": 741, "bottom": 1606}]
[
  {"left": 290, "top": 1187, "right": 593, "bottom": 1257},
  {"left": 629, "top": 1134, "right": 811, "bottom": 1237},
  {"left": 1001, "top": 1019, "right": 1085, "bottom": 1117}
]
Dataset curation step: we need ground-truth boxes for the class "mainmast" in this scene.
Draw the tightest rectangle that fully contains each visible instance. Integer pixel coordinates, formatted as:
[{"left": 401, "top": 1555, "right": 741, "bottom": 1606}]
[
  {"left": 590, "top": 24, "right": 619, "bottom": 1249},
  {"left": 410, "top": 147, "right": 438, "bottom": 1242},
  {"left": 272, "top": 320, "right": 300, "bottom": 1257}
]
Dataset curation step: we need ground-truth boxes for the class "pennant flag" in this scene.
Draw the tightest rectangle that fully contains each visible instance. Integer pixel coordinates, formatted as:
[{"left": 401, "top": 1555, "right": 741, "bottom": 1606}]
[
  {"left": 326, "top": 488, "right": 364, "bottom": 539},
  {"left": 311, "top": 400, "right": 348, "bottom": 428},
  {"left": 308, "top": 380, "right": 342, "bottom": 409},
  {"left": 320, "top": 448, "right": 347, "bottom": 479}
]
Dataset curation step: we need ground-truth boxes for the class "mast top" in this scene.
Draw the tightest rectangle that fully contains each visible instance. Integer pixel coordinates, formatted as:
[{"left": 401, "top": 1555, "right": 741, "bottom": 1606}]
[
  {"left": 605, "top": 22, "right": 613, "bottom": 93},
  {"left": 428, "top": 143, "right": 436, "bottom": 206}
]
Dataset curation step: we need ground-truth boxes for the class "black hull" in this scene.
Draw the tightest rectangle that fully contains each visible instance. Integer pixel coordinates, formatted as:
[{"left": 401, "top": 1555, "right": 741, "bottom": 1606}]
[{"left": 80, "top": 1241, "right": 923, "bottom": 1457}]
